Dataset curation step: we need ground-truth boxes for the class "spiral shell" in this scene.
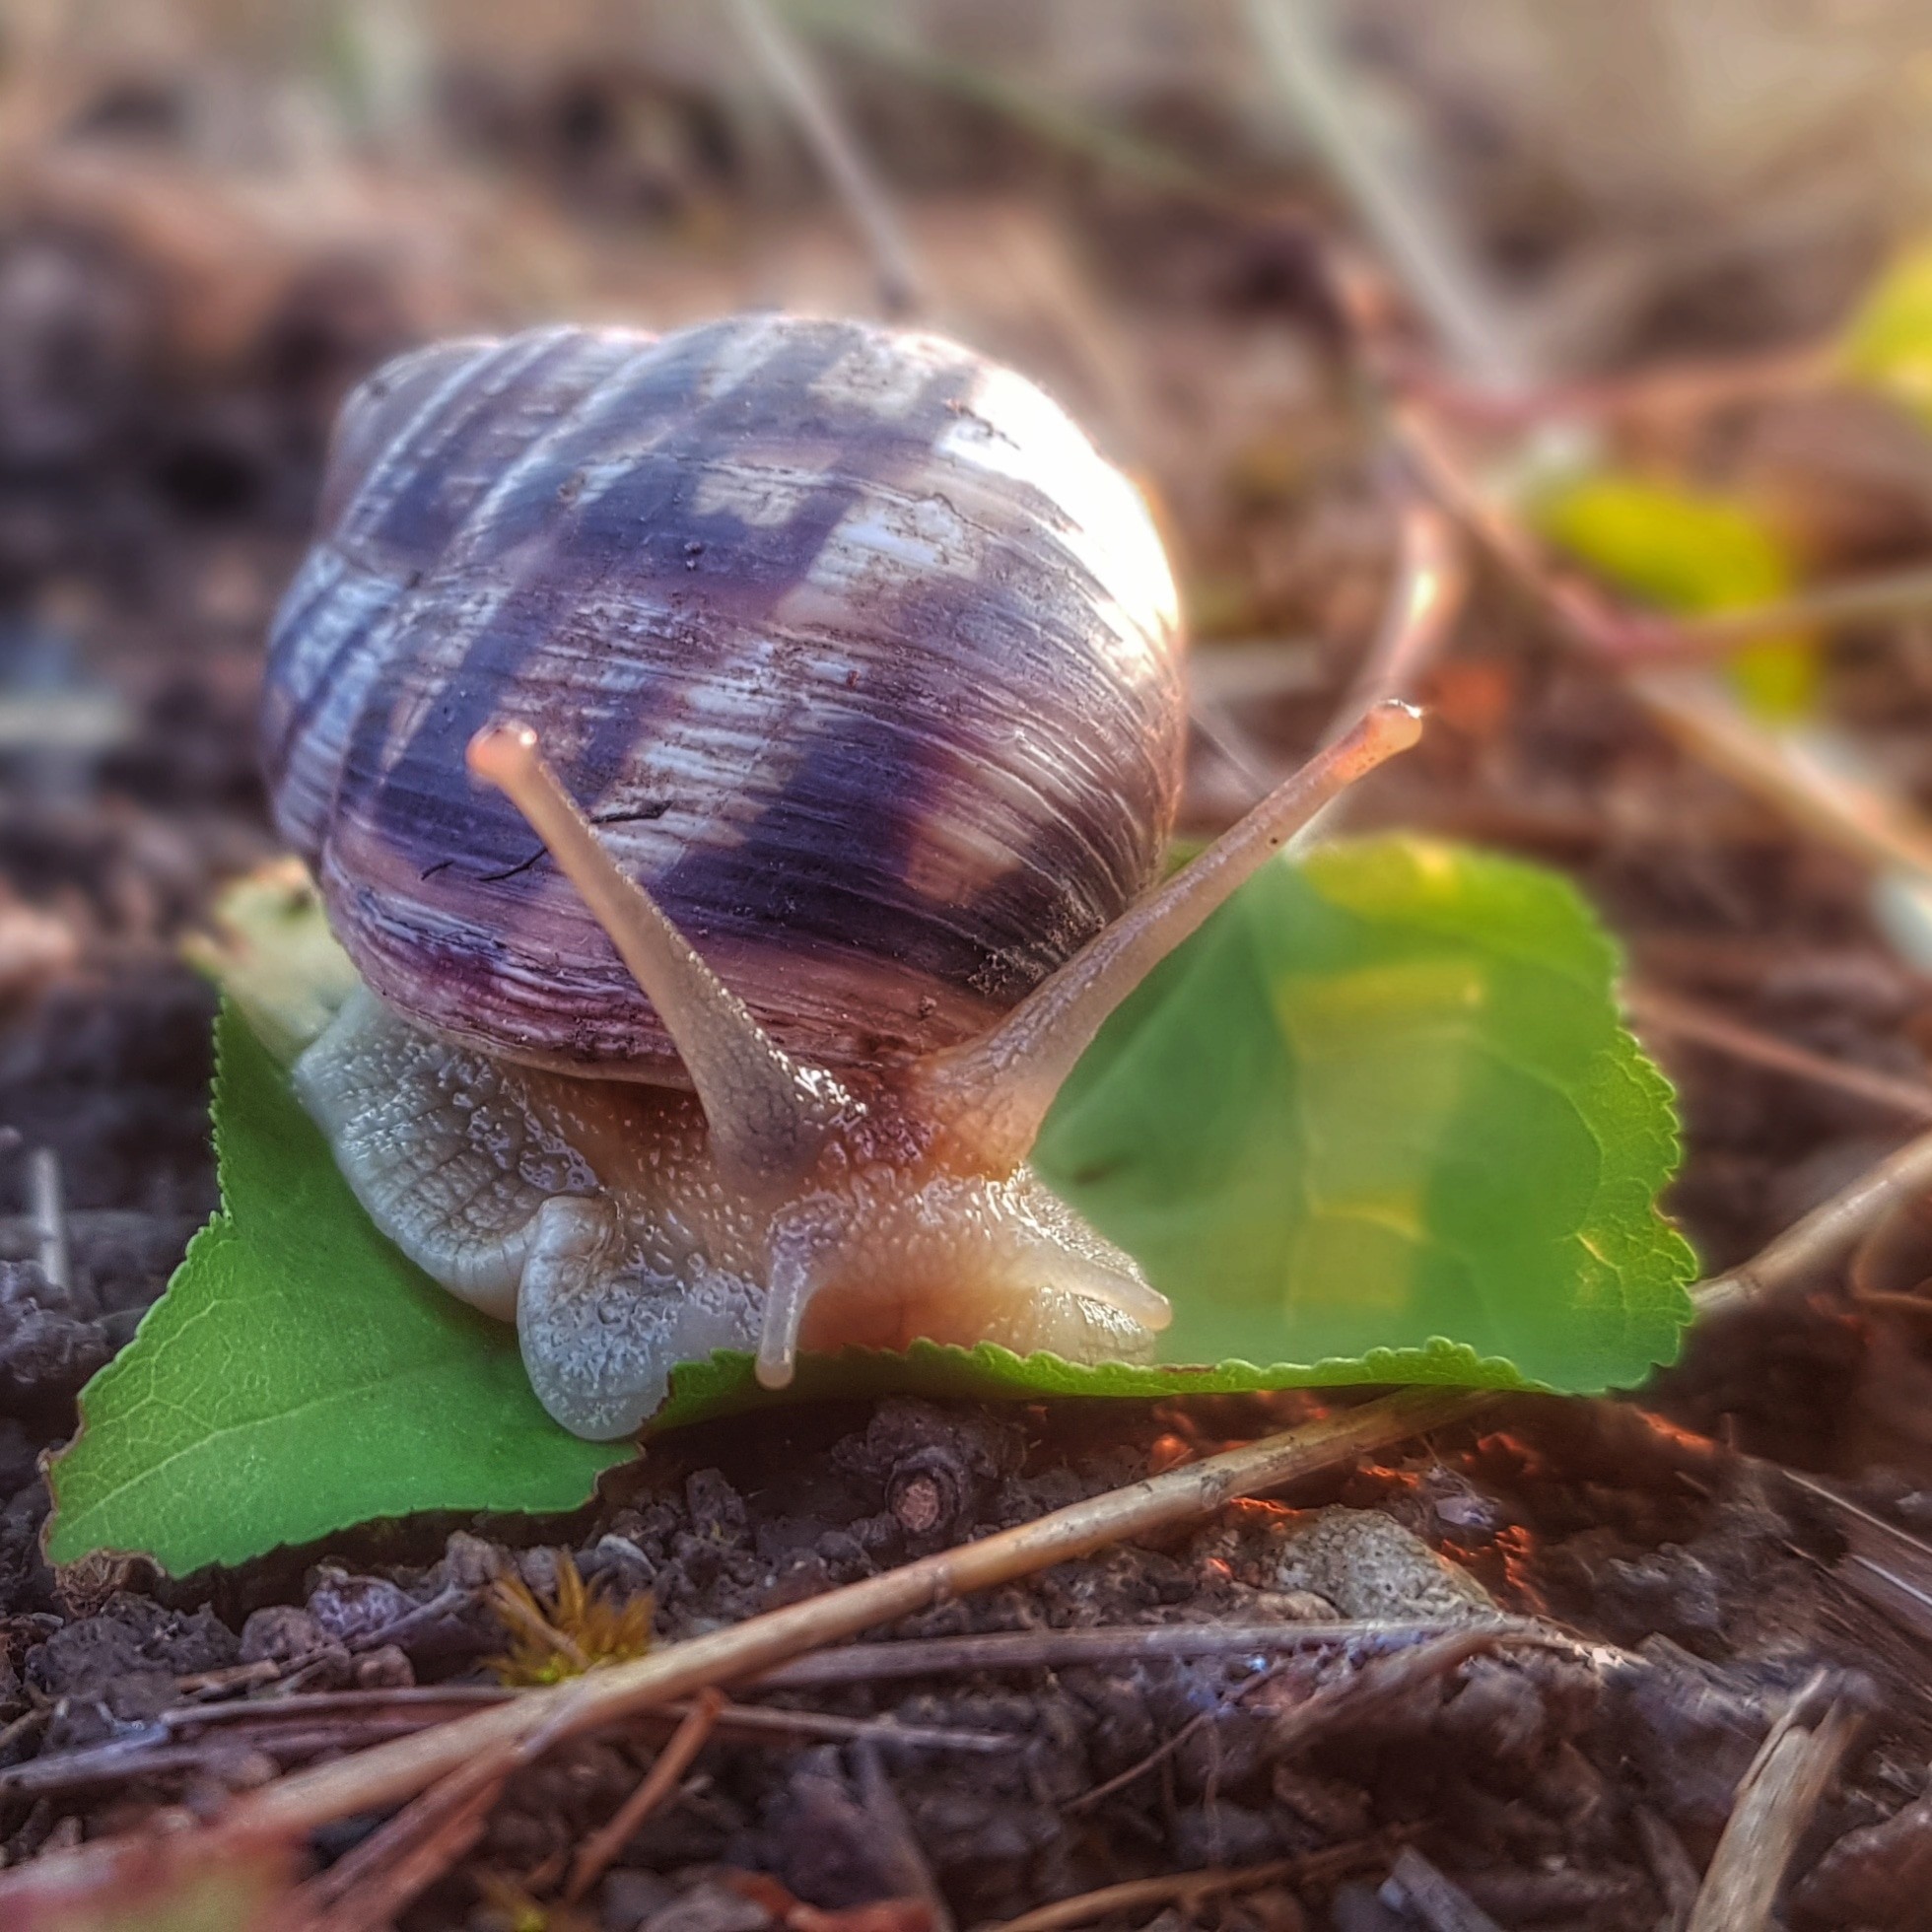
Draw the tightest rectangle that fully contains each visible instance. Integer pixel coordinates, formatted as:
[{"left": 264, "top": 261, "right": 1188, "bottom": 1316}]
[{"left": 260, "top": 314, "right": 1186, "bottom": 1082}]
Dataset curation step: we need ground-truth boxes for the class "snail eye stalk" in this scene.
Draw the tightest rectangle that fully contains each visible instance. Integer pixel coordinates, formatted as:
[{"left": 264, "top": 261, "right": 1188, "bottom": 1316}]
[
  {"left": 466, "top": 723, "right": 845, "bottom": 1192},
  {"left": 918, "top": 702, "right": 1423, "bottom": 1168}
]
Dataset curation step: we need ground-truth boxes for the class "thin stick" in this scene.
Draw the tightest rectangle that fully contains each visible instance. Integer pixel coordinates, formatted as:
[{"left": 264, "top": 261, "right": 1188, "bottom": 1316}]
[
  {"left": 794, "top": 1, "right": 1232, "bottom": 208},
  {"left": 981, "top": 1837, "right": 1394, "bottom": 1932},
  {"left": 226, "top": 1390, "right": 1489, "bottom": 1840},
  {"left": 1632, "top": 1807, "right": 1700, "bottom": 1932},
  {"left": 1625, "top": 986, "right": 1932, "bottom": 1122},
  {"left": 725, "top": 0, "right": 925, "bottom": 315},
  {"left": 565, "top": 1689, "right": 724, "bottom": 1904},
  {"left": 1397, "top": 407, "right": 1932, "bottom": 889},
  {"left": 667, "top": 1700, "right": 1014, "bottom": 1754},
  {"left": 1240, "top": 0, "right": 1528, "bottom": 393},
  {"left": 757, "top": 1618, "right": 1508, "bottom": 1689},
  {"left": 1694, "top": 1123, "right": 1932, "bottom": 1319},
  {"left": 1384, "top": 1847, "right": 1504, "bottom": 1932},
  {"left": 1413, "top": 343, "right": 1834, "bottom": 438},
  {"left": 155, "top": 1688, "right": 1015, "bottom": 1753},
  {"left": 857, "top": 1739, "right": 956, "bottom": 1932},
  {"left": 298, "top": 1749, "right": 510, "bottom": 1920},
  {"left": 0, "top": 1391, "right": 1491, "bottom": 1917},
  {"left": 1686, "top": 1674, "right": 1862, "bottom": 1932},
  {"left": 1266, "top": 1627, "right": 1516, "bottom": 1759},
  {"left": 1632, "top": 668, "right": 1932, "bottom": 886},
  {"left": 1663, "top": 563, "right": 1932, "bottom": 659},
  {"left": 1068, "top": 1653, "right": 1301, "bottom": 1817}
]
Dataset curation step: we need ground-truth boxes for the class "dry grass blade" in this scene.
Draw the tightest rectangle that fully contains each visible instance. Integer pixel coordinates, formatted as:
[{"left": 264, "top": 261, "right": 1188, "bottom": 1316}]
[
  {"left": 794, "top": 0, "right": 1230, "bottom": 207},
  {"left": 1782, "top": 1472, "right": 1932, "bottom": 1644},
  {"left": 1633, "top": 1806, "right": 1701, "bottom": 1932},
  {"left": 1626, "top": 986, "right": 1932, "bottom": 1122},
  {"left": 1241, "top": 0, "right": 1527, "bottom": 392},
  {"left": 1264, "top": 1626, "right": 1522, "bottom": 1759},
  {"left": 1686, "top": 1672, "right": 1864, "bottom": 1932},
  {"left": 980, "top": 1835, "right": 1402, "bottom": 1932},
  {"left": 1663, "top": 563, "right": 1932, "bottom": 660},
  {"left": 565, "top": 1688, "right": 724, "bottom": 1904},
  {"left": 0, "top": 1387, "right": 1489, "bottom": 1913},
  {"left": 297, "top": 1691, "right": 595, "bottom": 1929},
  {"left": 1694, "top": 1124, "right": 1932, "bottom": 1318},
  {"left": 857, "top": 1739, "right": 956, "bottom": 1932},
  {"left": 1396, "top": 405, "right": 1932, "bottom": 891},
  {"left": 725, "top": 0, "right": 924, "bottom": 314},
  {"left": 757, "top": 1619, "right": 1506, "bottom": 1688},
  {"left": 295, "top": 1751, "right": 512, "bottom": 1928}
]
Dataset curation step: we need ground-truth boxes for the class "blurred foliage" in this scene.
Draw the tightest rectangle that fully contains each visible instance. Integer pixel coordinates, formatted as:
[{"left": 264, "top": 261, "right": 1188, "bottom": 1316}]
[
  {"left": 1841, "top": 241, "right": 1932, "bottom": 422},
  {"left": 1537, "top": 472, "right": 1816, "bottom": 719}
]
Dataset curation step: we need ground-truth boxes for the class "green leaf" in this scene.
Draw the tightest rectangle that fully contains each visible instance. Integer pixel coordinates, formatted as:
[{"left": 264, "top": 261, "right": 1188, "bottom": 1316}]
[
  {"left": 49, "top": 838, "right": 1692, "bottom": 1567},
  {"left": 648, "top": 1333, "right": 1538, "bottom": 1433},
  {"left": 45, "top": 1004, "right": 629, "bottom": 1575},
  {"left": 647, "top": 837, "right": 1694, "bottom": 1427},
  {"left": 1034, "top": 836, "right": 1693, "bottom": 1395},
  {"left": 1841, "top": 242, "right": 1932, "bottom": 422},
  {"left": 1535, "top": 471, "right": 1814, "bottom": 720}
]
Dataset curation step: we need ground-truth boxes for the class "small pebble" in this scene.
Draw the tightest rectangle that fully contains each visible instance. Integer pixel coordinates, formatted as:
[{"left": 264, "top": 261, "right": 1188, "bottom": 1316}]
[{"left": 1272, "top": 1507, "right": 1498, "bottom": 1623}]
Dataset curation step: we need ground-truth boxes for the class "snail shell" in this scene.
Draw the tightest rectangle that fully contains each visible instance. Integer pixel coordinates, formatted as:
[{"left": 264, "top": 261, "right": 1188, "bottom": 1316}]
[{"left": 260, "top": 314, "right": 1186, "bottom": 1085}]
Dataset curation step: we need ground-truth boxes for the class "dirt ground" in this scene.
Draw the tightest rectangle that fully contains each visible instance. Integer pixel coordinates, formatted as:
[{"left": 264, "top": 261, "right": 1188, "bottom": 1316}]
[{"left": 6, "top": 22, "right": 1932, "bottom": 1931}]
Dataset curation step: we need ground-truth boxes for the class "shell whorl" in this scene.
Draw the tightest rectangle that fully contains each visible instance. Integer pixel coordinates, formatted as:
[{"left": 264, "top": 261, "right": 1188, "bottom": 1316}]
[{"left": 260, "top": 314, "right": 1187, "bottom": 1082}]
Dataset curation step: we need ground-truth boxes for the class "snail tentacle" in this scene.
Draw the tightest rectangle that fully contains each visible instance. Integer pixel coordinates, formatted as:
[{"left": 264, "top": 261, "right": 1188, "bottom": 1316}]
[
  {"left": 918, "top": 702, "right": 1424, "bottom": 1167},
  {"left": 466, "top": 723, "right": 850, "bottom": 1194},
  {"left": 755, "top": 1207, "right": 846, "bottom": 1390}
]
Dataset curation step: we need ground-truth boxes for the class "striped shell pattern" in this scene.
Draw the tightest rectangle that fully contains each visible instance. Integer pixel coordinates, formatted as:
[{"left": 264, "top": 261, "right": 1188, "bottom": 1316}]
[{"left": 260, "top": 313, "right": 1187, "bottom": 1083}]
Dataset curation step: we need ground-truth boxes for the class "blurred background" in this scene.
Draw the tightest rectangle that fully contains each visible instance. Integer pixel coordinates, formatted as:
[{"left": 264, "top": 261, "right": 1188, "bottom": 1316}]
[{"left": 10, "top": 0, "right": 1932, "bottom": 1470}]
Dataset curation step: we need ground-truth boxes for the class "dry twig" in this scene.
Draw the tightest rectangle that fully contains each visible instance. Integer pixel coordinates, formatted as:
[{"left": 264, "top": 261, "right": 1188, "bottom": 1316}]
[
  {"left": 0, "top": 1388, "right": 1488, "bottom": 1913},
  {"left": 1625, "top": 985, "right": 1932, "bottom": 1123},
  {"left": 564, "top": 1689, "right": 724, "bottom": 1904},
  {"left": 1661, "top": 563, "right": 1932, "bottom": 660},
  {"left": 856, "top": 1739, "right": 956, "bottom": 1932},
  {"left": 1694, "top": 1123, "right": 1932, "bottom": 1318},
  {"left": 759, "top": 1619, "right": 1511, "bottom": 1688},
  {"left": 1382, "top": 1846, "right": 1504, "bottom": 1932},
  {"left": 1686, "top": 1672, "right": 1864, "bottom": 1932},
  {"left": 294, "top": 1752, "right": 509, "bottom": 1930},
  {"left": 1632, "top": 1807, "right": 1701, "bottom": 1932},
  {"left": 981, "top": 1835, "right": 1400, "bottom": 1932}
]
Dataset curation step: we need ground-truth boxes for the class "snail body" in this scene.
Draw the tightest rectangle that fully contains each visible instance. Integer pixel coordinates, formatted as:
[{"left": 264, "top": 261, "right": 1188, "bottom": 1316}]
[{"left": 262, "top": 312, "right": 1417, "bottom": 1438}]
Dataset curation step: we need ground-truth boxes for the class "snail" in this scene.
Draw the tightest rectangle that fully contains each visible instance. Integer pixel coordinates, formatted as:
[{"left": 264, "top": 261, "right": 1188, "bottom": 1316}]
[{"left": 258, "top": 312, "right": 1417, "bottom": 1439}]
